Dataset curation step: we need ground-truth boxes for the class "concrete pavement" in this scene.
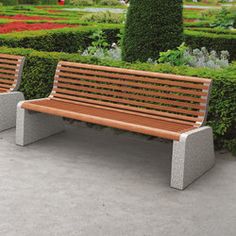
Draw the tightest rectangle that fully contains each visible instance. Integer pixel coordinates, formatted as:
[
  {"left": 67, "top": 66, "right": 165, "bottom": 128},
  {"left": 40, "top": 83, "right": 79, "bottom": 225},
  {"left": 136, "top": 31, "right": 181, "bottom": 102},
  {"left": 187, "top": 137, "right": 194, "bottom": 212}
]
[{"left": 0, "top": 123, "right": 235, "bottom": 236}]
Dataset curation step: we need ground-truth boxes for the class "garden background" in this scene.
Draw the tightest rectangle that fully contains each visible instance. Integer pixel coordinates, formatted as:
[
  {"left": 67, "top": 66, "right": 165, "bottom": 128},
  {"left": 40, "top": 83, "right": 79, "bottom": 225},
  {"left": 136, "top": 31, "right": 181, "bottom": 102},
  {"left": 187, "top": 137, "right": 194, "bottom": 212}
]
[{"left": 0, "top": 0, "right": 235, "bottom": 154}]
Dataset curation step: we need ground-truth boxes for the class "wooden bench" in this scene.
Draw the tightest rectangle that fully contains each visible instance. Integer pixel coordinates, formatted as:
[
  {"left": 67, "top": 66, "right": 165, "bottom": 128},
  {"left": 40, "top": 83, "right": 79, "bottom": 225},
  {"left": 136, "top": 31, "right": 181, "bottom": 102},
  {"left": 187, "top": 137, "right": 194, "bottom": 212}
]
[
  {"left": 16, "top": 61, "right": 215, "bottom": 190},
  {"left": 0, "top": 53, "right": 25, "bottom": 132}
]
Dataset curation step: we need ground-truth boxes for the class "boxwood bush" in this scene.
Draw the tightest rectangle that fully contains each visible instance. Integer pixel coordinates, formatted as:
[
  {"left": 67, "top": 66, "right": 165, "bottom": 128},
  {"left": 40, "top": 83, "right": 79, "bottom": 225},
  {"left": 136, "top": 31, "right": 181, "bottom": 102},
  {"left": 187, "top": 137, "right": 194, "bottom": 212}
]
[
  {"left": 0, "top": 46, "right": 235, "bottom": 154},
  {"left": 122, "top": 0, "right": 183, "bottom": 62},
  {"left": 0, "top": 25, "right": 122, "bottom": 53}
]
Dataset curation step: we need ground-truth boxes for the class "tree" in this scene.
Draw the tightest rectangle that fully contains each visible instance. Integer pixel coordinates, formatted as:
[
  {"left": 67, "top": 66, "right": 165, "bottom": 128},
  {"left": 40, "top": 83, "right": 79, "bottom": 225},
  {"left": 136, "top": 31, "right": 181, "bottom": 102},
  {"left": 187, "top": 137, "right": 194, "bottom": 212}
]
[{"left": 122, "top": 0, "right": 183, "bottom": 62}]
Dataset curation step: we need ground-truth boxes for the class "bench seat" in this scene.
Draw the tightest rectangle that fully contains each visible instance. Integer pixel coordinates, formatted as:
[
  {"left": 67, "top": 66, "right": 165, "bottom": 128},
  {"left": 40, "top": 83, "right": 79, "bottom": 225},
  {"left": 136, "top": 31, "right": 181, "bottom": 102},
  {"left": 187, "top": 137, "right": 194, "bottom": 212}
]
[{"left": 22, "top": 98, "right": 194, "bottom": 141}]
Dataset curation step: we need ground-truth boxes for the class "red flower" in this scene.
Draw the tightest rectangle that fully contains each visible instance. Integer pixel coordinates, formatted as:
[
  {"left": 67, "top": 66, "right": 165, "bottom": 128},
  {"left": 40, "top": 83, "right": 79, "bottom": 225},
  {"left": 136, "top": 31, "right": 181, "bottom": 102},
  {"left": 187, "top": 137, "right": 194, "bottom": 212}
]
[{"left": 0, "top": 22, "right": 75, "bottom": 34}]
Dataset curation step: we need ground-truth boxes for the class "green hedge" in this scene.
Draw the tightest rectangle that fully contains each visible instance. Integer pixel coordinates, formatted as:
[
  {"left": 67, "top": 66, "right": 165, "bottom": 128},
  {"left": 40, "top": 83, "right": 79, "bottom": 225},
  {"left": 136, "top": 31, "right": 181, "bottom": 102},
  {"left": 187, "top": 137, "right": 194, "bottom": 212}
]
[
  {"left": 0, "top": 25, "right": 122, "bottom": 53},
  {"left": 0, "top": 46, "right": 235, "bottom": 154},
  {"left": 184, "top": 30, "right": 236, "bottom": 60},
  {"left": 0, "top": 25, "right": 235, "bottom": 61},
  {"left": 122, "top": 0, "right": 183, "bottom": 62},
  {"left": 0, "top": 0, "right": 18, "bottom": 5}
]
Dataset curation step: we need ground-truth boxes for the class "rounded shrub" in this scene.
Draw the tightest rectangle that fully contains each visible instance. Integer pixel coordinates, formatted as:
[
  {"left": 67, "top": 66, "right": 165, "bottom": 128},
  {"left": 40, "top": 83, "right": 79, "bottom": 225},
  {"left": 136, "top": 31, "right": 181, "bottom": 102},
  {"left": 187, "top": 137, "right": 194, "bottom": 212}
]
[{"left": 122, "top": 0, "right": 184, "bottom": 62}]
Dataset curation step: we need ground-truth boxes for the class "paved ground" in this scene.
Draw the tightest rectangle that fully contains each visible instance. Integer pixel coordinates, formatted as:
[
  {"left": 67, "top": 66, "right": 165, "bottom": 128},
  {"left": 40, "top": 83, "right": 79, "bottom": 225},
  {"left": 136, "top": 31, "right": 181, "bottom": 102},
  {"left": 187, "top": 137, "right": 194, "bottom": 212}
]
[{"left": 0, "top": 123, "right": 235, "bottom": 236}]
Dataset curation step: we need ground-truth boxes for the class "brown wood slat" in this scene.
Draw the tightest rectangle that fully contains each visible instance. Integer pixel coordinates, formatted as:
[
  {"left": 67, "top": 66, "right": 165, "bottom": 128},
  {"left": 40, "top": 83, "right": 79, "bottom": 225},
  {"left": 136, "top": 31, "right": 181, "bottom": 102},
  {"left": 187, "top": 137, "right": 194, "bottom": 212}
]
[
  {"left": 59, "top": 67, "right": 209, "bottom": 90},
  {"left": 55, "top": 86, "right": 204, "bottom": 116},
  {"left": 0, "top": 53, "right": 23, "bottom": 60},
  {"left": 52, "top": 97, "right": 196, "bottom": 126},
  {"left": 0, "top": 59, "right": 20, "bottom": 65},
  {"left": 0, "top": 63, "right": 19, "bottom": 69},
  {"left": 0, "top": 78, "right": 14, "bottom": 85},
  {"left": 0, "top": 68, "right": 17, "bottom": 75},
  {"left": 0, "top": 83, "right": 12, "bottom": 89},
  {"left": 55, "top": 81, "right": 206, "bottom": 110},
  {"left": 0, "top": 73, "right": 16, "bottom": 79},
  {"left": 56, "top": 77, "right": 207, "bottom": 103},
  {"left": 60, "top": 61, "right": 211, "bottom": 84},
  {"left": 56, "top": 71, "right": 207, "bottom": 97},
  {"left": 53, "top": 93, "right": 201, "bottom": 123}
]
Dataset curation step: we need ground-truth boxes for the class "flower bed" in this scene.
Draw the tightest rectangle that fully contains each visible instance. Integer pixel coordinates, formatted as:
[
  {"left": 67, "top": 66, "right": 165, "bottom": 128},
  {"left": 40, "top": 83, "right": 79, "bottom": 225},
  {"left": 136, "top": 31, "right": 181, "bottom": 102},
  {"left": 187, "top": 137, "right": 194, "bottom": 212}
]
[
  {"left": 0, "top": 14, "right": 66, "bottom": 21},
  {"left": 0, "top": 22, "right": 75, "bottom": 33}
]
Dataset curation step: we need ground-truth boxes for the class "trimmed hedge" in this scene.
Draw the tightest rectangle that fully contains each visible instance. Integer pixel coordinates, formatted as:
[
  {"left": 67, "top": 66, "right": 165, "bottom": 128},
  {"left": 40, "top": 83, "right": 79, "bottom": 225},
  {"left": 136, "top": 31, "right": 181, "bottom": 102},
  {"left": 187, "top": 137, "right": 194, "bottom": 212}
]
[
  {"left": 0, "top": 24, "right": 235, "bottom": 61},
  {"left": 122, "top": 0, "right": 183, "bottom": 62},
  {"left": 0, "top": 0, "right": 18, "bottom": 5},
  {"left": 0, "top": 25, "right": 122, "bottom": 53},
  {"left": 0, "top": 46, "right": 235, "bottom": 154},
  {"left": 184, "top": 30, "right": 236, "bottom": 60}
]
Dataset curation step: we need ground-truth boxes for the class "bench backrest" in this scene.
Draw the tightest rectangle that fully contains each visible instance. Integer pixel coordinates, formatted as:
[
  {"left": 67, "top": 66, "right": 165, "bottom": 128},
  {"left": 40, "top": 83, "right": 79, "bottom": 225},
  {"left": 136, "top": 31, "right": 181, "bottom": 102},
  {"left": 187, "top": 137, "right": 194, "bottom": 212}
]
[
  {"left": 50, "top": 61, "right": 212, "bottom": 127},
  {"left": 0, "top": 53, "right": 25, "bottom": 93}
]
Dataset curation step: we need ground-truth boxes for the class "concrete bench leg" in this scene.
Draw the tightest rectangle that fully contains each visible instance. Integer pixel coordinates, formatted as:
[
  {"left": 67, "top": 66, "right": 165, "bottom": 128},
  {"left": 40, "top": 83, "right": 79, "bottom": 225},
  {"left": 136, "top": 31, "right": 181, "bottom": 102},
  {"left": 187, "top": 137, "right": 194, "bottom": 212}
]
[
  {"left": 171, "top": 126, "right": 215, "bottom": 190},
  {"left": 16, "top": 101, "right": 65, "bottom": 146},
  {"left": 0, "top": 92, "right": 24, "bottom": 132}
]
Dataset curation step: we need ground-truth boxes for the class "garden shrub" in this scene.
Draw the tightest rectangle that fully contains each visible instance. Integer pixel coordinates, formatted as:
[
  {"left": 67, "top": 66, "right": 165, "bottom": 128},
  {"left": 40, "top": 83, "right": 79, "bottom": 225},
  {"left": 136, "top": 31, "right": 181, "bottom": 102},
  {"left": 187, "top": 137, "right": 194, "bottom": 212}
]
[
  {"left": 81, "top": 11, "right": 124, "bottom": 24},
  {"left": 69, "top": 0, "right": 94, "bottom": 6},
  {"left": 122, "top": 0, "right": 183, "bottom": 62},
  {"left": 0, "top": 25, "right": 122, "bottom": 53},
  {"left": 0, "top": 0, "right": 18, "bottom": 6},
  {"left": 98, "top": 0, "right": 121, "bottom": 6},
  {"left": 0, "top": 46, "right": 235, "bottom": 154},
  {"left": 184, "top": 30, "right": 236, "bottom": 60}
]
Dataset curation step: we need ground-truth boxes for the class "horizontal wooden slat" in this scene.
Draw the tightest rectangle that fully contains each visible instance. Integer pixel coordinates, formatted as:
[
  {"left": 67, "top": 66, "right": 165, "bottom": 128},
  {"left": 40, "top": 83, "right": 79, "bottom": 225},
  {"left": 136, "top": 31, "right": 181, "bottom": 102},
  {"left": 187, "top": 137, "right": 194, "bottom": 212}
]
[
  {"left": 52, "top": 97, "right": 196, "bottom": 126},
  {"left": 0, "top": 58, "right": 20, "bottom": 65},
  {"left": 59, "top": 61, "right": 212, "bottom": 84},
  {"left": 0, "top": 63, "right": 19, "bottom": 69},
  {"left": 0, "top": 78, "right": 14, "bottom": 85},
  {"left": 56, "top": 77, "right": 207, "bottom": 103},
  {"left": 54, "top": 87, "right": 203, "bottom": 116},
  {"left": 53, "top": 92, "right": 201, "bottom": 123},
  {"left": 59, "top": 67, "right": 209, "bottom": 90},
  {"left": 55, "top": 82, "right": 206, "bottom": 110},
  {"left": 56, "top": 71, "right": 207, "bottom": 97},
  {"left": 0, "top": 53, "right": 23, "bottom": 60},
  {"left": 0, "top": 68, "right": 17, "bottom": 75},
  {"left": 0, "top": 73, "right": 16, "bottom": 79}
]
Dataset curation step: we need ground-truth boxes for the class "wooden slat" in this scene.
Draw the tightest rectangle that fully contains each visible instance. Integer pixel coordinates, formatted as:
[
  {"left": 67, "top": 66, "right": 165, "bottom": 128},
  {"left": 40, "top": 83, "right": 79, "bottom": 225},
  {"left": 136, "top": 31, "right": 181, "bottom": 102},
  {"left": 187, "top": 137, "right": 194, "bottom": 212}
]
[
  {"left": 0, "top": 78, "right": 14, "bottom": 85},
  {"left": 0, "top": 59, "right": 20, "bottom": 65},
  {"left": 59, "top": 67, "right": 209, "bottom": 90},
  {"left": 52, "top": 97, "right": 196, "bottom": 126},
  {"left": 0, "top": 68, "right": 17, "bottom": 75},
  {"left": 56, "top": 77, "right": 207, "bottom": 103},
  {"left": 55, "top": 82, "right": 206, "bottom": 110},
  {"left": 60, "top": 61, "right": 212, "bottom": 84},
  {"left": 0, "top": 53, "right": 23, "bottom": 60},
  {"left": 53, "top": 93, "right": 201, "bottom": 123},
  {"left": 56, "top": 71, "right": 207, "bottom": 97},
  {"left": 0, "top": 73, "right": 16, "bottom": 79},
  {"left": 0, "top": 63, "right": 19, "bottom": 69}
]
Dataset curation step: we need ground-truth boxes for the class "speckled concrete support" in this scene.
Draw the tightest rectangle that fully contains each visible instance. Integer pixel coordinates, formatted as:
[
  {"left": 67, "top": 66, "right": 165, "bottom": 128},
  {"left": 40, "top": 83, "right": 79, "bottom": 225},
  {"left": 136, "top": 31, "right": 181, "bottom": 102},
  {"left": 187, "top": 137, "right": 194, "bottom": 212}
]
[
  {"left": 16, "top": 101, "right": 65, "bottom": 146},
  {"left": 0, "top": 92, "right": 24, "bottom": 132},
  {"left": 171, "top": 126, "right": 215, "bottom": 190}
]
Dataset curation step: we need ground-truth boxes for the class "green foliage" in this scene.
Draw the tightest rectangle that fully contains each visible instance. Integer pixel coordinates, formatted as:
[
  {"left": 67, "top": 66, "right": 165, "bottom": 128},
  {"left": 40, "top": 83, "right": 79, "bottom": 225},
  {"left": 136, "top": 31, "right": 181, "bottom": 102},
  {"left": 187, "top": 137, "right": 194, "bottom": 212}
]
[
  {"left": 99, "top": 0, "right": 121, "bottom": 6},
  {"left": 0, "top": 0, "right": 18, "bottom": 6},
  {"left": 0, "top": 46, "right": 235, "bottom": 154},
  {"left": 84, "top": 29, "right": 109, "bottom": 54},
  {"left": 0, "top": 25, "right": 122, "bottom": 53},
  {"left": 81, "top": 11, "right": 124, "bottom": 24},
  {"left": 69, "top": 0, "right": 94, "bottom": 6},
  {"left": 184, "top": 29, "right": 236, "bottom": 60},
  {"left": 158, "top": 43, "right": 189, "bottom": 66},
  {"left": 122, "top": 0, "right": 183, "bottom": 62},
  {"left": 210, "top": 7, "right": 235, "bottom": 29}
]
